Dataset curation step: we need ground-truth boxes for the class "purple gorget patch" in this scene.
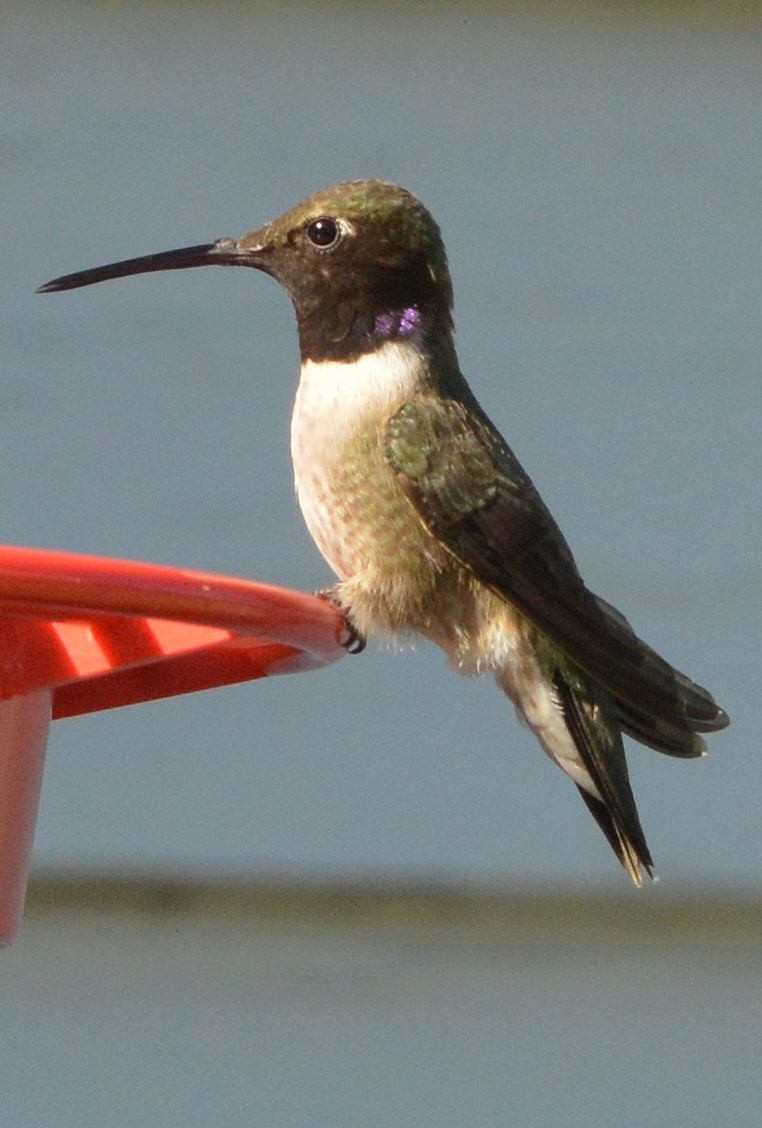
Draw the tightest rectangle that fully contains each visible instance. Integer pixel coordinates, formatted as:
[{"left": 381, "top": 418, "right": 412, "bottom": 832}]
[{"left": 373, "top": 306, "right": 422, "bottom": 339}]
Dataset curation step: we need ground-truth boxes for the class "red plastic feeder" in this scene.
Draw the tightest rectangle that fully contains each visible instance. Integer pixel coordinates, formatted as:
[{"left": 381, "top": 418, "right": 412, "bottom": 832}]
[{"left": 0, "top": 545, "right": 346, "bottom": 945}]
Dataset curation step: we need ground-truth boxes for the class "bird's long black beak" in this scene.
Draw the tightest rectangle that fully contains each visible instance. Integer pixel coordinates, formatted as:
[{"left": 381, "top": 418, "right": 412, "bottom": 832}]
[{"left": 37, "top": 238, "right": 269, "bottom": 294}]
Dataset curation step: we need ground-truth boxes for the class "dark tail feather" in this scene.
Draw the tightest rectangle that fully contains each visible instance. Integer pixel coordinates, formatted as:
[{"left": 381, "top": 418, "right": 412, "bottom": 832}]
[
  {"left": 553, "top": 670, "right": 654, "bottom": 886},
  {"left": 575, "top": 786, "right": 653, "bottom": 887}
]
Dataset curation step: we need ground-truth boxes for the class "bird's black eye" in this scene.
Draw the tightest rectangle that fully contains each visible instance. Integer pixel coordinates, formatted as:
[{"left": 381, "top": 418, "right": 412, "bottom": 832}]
[{"left": 306, "top": 216, "right": 340, "bottom": 249}]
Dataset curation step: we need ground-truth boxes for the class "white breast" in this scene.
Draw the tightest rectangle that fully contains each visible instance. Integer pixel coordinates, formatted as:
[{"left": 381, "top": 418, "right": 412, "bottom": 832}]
[{"left": 290, "top": 340, "right": 425, "bottom": 579}]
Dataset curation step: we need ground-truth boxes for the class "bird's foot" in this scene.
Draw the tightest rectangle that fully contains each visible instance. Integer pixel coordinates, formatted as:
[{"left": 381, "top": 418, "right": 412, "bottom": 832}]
[{"left": 315, "top": 587, "right": 367, "bottom": 654}]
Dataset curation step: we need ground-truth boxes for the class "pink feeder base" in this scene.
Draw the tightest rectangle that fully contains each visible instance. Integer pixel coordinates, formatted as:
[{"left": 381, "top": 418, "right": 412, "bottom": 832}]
[{"left": 0, "top": 546, "right": 346, "bottom": 945}]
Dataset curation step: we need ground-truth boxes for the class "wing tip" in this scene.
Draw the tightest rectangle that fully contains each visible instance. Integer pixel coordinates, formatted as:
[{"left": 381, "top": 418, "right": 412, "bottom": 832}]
[{"left": 688, "top": 702, "right": 730, "bottom": 733}]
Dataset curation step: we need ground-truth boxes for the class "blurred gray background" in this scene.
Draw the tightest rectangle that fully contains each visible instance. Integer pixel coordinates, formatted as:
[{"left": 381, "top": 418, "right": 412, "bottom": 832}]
[{"left": 2, "top": 1, "right": 761, "bottom": 1125}]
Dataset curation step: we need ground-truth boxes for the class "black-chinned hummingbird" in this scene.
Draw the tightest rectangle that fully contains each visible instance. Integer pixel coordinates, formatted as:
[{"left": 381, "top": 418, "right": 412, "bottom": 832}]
[{"left": 39, "top": 180, "right": 729, "bottom": 884}]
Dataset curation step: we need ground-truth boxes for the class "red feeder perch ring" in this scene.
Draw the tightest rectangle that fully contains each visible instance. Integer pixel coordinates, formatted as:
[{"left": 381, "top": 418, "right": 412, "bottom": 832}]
[{"left": 0, "top": 545, "right": 346, "bottom": 946}]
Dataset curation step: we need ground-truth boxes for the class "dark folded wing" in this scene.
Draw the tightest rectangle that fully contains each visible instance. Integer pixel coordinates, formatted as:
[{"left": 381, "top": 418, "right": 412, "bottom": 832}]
[{"left": 384, "top": 396, "right": 728, "bottom": 751}]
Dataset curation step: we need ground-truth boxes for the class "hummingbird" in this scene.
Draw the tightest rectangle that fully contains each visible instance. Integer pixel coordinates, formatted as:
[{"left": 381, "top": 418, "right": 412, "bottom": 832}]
[{"left": 39, "top": 179, "right": 729, "bottom": 884}]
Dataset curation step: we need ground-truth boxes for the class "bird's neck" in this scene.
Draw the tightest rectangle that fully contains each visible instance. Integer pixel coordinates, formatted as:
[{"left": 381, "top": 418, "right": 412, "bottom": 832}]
[
  {"left": 294, "top": 338, "right": 428, "bottom": 431},
  {"left": 295, "top": 293, "right": 455, "bottom": 366}
]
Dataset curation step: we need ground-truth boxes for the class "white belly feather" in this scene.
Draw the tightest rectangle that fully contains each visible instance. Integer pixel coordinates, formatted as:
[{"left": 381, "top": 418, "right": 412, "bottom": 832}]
[{"left": 290, "top": 339, "right": 425, "bottom": 580}]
